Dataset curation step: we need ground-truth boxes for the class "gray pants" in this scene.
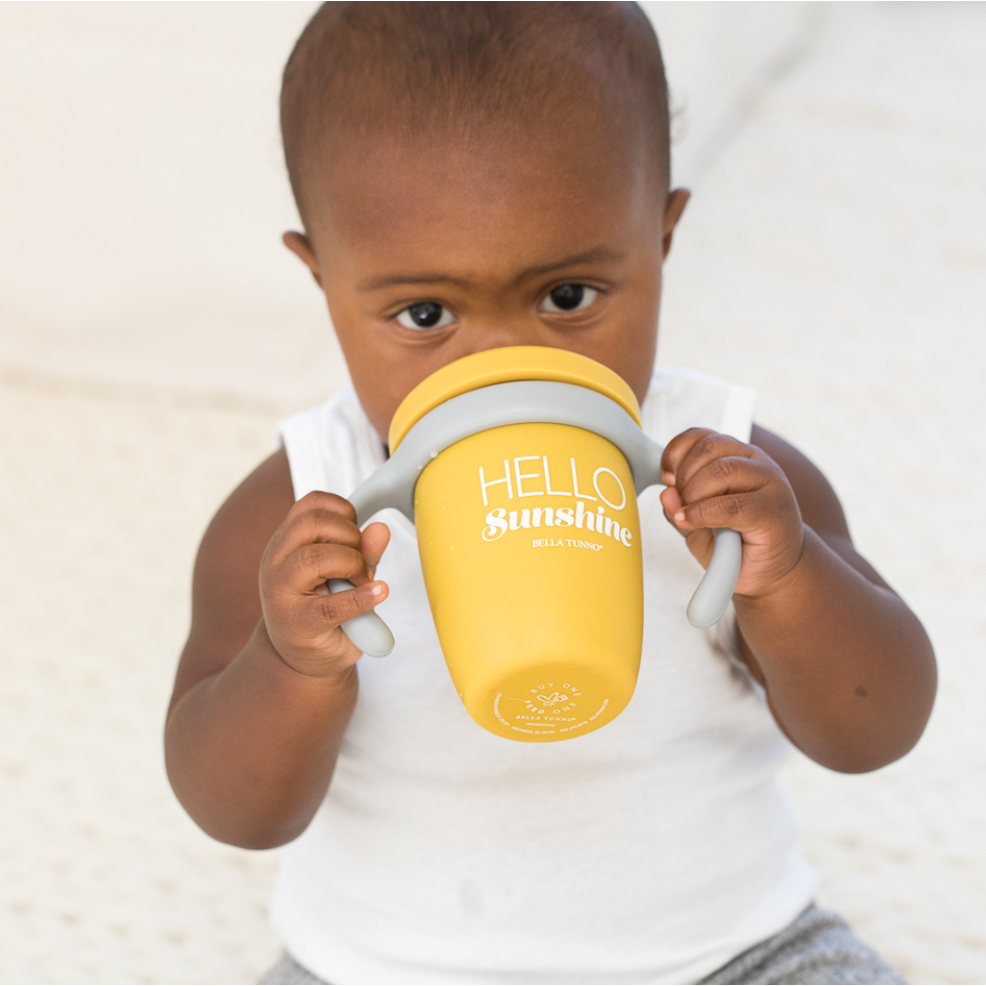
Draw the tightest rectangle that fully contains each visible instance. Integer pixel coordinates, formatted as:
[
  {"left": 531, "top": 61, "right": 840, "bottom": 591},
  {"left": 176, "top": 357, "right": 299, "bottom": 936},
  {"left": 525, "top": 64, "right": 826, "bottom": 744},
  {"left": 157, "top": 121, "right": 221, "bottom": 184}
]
[{"left": 259, "top": 904, "right": 905, "bottom": 985}]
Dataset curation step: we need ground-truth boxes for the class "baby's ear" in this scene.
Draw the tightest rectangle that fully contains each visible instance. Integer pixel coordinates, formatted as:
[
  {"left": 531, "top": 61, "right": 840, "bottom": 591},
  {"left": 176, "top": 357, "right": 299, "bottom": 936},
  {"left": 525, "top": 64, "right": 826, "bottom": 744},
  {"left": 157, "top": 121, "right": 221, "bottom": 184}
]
[
  {"left": 283, "top": 231, "right": 322, "bottom": 287},
  {"left": 661, "top": 189, "right": 690, "bottom": 258}
]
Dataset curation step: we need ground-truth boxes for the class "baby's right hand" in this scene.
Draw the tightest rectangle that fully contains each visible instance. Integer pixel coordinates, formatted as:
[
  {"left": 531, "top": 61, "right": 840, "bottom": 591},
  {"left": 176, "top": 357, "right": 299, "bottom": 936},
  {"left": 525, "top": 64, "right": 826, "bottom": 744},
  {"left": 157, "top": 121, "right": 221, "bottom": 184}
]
[{"left": 259, "top": 491, "right": 390, "bottom": 678}]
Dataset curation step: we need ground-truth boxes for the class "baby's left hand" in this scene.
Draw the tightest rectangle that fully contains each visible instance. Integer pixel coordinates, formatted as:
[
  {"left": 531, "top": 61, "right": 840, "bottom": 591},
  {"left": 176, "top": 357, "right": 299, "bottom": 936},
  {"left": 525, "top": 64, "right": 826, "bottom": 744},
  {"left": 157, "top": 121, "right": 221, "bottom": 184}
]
[{"left": 659, "top": 428, "right": 805, "bottom": 599}]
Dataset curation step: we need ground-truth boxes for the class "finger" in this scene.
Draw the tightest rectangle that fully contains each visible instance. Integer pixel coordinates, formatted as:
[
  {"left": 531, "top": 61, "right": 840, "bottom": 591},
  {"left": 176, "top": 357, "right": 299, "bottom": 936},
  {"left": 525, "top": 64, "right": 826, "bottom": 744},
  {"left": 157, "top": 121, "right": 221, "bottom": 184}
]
[
  {"left": 683, "top": 528, "right": 716, "bottom": 568},
  {"left": 676, "top": 455, "right": 768, "bottom": 512},
  {"left": 671, "top": 432, "right": 757, "bottom": 491},
  {"left": 281, "top": 542, "right": 375, "bottom": 594},
  {"left": 660, "top": 427, "right": 716, "bottom": 486},
  {"left": 361, "top": 522, "right": 391, "bottom": 576},
  {"left": 673, "top": 490, "right": 767, "bottom": 533},
  {"left": 307, "top": 579, "right": 389, "bottom": 629},
  {"left": 659, "top": 486, "right": 688, "bottom": 537},
  {"left": 290, "top": 489, "right": 357, "bottom": 523},
  {"left": 657, "top": 490, "right": 718, "bottom": 563},
  {"left": 269, "top": 502, "right": 362, "bottom": 564}
]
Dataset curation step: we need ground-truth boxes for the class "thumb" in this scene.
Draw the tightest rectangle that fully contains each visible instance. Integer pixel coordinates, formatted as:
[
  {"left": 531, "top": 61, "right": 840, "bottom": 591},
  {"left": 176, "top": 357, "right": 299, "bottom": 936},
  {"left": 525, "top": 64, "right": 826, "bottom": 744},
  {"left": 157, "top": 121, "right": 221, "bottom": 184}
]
[
  {"left": 660, "top": 486, "right": 714, "bottom": 567},
  {"left": 659, "top": 486, "right": 687, "bottom": 536},
  {"left": 361, "top": 522, "right": 391, "bottom": 576}
]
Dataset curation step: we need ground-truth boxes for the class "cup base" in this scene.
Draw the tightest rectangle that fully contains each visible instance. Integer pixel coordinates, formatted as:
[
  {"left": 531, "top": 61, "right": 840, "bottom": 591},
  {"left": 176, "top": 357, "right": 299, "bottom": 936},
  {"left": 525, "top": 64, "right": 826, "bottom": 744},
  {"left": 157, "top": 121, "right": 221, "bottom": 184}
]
[{"left": 463, "top": 661, "right": 635, "bottom": 743}]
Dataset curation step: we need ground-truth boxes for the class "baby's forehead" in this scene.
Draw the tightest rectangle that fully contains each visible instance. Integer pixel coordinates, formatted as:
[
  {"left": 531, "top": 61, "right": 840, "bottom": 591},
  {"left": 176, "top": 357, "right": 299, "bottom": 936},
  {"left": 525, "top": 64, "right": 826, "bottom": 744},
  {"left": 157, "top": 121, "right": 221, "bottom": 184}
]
[
  {"left": 300, "top": 112, "right": 658, "bottom": 273},
  {"left": 301, "top": 127, "right": 659, "bottom": 319},
  {"left": 281, "top": 2, "right": 670, "bottom": 223}
]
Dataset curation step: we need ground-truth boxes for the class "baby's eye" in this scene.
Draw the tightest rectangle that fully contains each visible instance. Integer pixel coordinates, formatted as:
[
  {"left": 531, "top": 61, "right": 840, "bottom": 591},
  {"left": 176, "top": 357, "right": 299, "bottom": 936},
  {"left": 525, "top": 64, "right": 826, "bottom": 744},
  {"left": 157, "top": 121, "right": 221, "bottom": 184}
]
[
  {"left": 539, "top": 283, "right": 599, "bottom": 314},
  {"left": 395, "top": 302, "right": 455, "bottom": 330}
]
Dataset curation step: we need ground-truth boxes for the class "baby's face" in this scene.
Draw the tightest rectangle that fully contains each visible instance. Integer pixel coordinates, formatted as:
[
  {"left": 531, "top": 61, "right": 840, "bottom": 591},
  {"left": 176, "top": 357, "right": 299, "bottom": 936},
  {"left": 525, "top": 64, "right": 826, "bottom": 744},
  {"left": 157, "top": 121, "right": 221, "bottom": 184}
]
[{"left": 288, "top": 126, "right": 687, "bottom": 442}]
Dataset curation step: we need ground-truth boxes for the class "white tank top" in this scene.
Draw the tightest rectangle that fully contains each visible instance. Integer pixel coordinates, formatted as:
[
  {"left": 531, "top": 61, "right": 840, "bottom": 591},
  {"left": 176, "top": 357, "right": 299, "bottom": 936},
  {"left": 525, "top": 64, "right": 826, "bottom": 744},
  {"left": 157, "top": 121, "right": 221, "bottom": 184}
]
[{"left": 270, "top": 366, "right": 816, "bottom": 985}]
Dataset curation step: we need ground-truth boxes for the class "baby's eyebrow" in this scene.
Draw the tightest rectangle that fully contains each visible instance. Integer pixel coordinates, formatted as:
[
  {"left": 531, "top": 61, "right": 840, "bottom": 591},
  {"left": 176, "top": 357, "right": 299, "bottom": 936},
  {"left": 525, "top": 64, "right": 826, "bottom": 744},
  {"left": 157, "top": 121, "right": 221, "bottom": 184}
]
[
  {"left": 358, "top": 272, "right": 471, "bottom": 292},
  {"left": 514, "top": 246, "right": 626, "bottom": 281},
  {"left": 358, "top": 247, "right": 625, "bottom": 294}
]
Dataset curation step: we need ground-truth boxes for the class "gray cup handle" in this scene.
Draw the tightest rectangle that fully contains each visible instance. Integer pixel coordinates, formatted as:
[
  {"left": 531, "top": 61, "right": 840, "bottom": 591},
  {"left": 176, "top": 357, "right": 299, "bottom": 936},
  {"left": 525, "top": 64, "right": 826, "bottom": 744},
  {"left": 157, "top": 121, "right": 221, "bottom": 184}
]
[
  {"left": 685, "top": 528, "right": 742, "bottom": 627},
  {"left": 327, "top": 579, "right": 394, "bottom": 658}
]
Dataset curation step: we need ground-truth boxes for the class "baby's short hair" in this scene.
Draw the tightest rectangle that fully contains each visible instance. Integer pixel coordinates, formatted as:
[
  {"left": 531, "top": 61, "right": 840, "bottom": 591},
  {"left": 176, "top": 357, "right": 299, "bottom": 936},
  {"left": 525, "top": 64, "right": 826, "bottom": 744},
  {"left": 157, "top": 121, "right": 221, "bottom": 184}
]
[{"left": 281, "top": 1, "right": 670, "bottom": 223}]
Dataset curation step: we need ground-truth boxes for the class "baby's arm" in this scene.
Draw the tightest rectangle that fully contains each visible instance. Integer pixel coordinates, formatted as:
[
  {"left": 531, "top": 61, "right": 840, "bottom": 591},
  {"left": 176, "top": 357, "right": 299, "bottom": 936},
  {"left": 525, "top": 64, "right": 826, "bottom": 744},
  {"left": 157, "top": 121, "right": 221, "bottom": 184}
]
[
  {"left": 660, "top": 426, "right": 936, "bottom": 773},
  {"left": 164, "top": 448, "right": 389, "bottom": 848}
]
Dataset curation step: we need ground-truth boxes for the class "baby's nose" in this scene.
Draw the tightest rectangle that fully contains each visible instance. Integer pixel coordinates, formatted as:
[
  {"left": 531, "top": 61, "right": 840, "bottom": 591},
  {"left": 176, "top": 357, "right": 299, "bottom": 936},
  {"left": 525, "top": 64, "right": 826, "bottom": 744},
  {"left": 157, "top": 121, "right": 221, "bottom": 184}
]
[{"left": 463, "top": 319, "right": 547, "bottom": 355}]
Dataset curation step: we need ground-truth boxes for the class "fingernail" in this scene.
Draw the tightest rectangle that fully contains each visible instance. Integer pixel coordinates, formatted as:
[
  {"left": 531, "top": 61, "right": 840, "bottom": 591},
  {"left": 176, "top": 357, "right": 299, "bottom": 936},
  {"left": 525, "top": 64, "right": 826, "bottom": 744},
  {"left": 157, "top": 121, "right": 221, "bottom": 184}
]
[
  {"left": 674, "top": 510, "right": 686, "bottom": 524},
  {"left": 370, "top": 583, "right": 385, "bottom": 598},
  {"left": 662, "top": 471, "right": 675, "bottom": 486}
]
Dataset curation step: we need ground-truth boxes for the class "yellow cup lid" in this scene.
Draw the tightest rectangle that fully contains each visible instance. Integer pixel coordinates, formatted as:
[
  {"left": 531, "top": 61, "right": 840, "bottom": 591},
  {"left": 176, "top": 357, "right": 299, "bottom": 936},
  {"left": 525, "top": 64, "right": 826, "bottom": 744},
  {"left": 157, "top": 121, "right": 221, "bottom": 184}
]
[{"left": 388, "top": 346, "right": 642, "bottom": 451}]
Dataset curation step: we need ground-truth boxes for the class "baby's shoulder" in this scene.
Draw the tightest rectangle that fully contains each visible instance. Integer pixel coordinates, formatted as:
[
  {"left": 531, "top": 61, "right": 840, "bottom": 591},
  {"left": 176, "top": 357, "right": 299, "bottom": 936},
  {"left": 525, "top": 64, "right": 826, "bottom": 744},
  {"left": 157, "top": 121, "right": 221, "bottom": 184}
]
[
  {"left": 171, "top": 448, "right": 295, "bottom": 713},
  {"left": 192, "top": 448, "right": 295, "bottom": 622},
  {"left": 201, "top": 449, "right": 296, "bottom": 565}
]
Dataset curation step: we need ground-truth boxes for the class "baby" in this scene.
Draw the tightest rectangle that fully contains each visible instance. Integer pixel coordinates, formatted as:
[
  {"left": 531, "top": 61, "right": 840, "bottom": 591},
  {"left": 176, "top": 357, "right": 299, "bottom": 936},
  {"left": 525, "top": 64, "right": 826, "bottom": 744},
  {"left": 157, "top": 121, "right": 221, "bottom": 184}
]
[{"left": 165, "top": 4, "right": 936, "bottom": 984}]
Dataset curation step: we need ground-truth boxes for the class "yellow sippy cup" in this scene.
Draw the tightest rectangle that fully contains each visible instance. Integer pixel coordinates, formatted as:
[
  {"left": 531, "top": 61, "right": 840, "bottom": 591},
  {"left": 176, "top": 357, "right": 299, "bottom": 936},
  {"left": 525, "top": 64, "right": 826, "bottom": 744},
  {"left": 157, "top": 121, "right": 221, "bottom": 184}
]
[{"left": 329, "top": 347, "right": 742, "bottom": 742}]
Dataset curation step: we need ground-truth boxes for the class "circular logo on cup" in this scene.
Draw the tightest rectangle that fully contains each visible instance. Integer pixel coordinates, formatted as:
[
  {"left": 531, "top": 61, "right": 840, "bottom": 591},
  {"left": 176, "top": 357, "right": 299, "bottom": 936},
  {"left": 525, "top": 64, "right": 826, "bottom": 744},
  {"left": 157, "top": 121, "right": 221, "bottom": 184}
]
[
  {"left": 523, "top": 682, "right": 580, "bottom": 717},
  {"left": 493, "top": 673, "right": 612, "bottom": 739}
]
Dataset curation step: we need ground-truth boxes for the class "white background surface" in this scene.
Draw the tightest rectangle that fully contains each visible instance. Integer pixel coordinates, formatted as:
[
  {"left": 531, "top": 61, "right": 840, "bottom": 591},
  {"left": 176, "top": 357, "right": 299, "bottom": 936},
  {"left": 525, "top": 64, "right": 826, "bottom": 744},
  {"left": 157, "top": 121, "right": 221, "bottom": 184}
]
[{"left": 1, "top": 3, "right": 984, "bottom": 983}]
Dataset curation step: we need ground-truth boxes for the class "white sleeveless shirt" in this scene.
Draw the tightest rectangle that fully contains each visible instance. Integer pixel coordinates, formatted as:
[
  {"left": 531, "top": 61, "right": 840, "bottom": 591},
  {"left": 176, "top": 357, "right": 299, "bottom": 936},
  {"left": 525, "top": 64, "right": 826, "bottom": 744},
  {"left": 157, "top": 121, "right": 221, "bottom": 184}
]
[{"left": 270, "top": 366, "right": 816, "bottom": 985}]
